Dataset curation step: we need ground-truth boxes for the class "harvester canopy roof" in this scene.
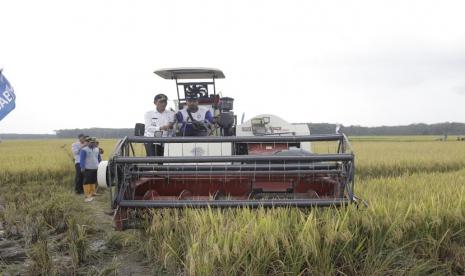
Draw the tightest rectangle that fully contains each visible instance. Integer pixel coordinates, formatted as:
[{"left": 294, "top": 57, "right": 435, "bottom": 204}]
[{"left": 154, "top": 67, "right": 225, "bottom": 80}]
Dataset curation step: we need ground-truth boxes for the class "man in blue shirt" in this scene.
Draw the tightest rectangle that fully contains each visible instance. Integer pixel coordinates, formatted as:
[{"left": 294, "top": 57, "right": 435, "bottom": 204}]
[
  {"left": 80, "top": 137, "right": 102, "bottom": 202},
  {"left": 176, "top": 94, "right": 214, "bottom": 136}
]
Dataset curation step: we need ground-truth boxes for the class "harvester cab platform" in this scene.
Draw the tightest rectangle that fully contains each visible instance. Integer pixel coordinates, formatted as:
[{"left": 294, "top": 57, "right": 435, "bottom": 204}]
[{"left": 97, "top": 68, "right": 358, "bottom": 230}]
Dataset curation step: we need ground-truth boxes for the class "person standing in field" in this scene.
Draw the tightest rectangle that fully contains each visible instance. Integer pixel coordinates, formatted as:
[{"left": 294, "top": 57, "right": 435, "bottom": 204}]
[
  {"left": 96, "top": 140, "right": 104, "bottom": 155},
  {"left": 94, "top": 139, "right": 104, "bottom": 195},
  {"left": 144, "top": 93, "right": 176, "bottom": 156},
  {"left": 71, "top": 134, "right": 87, "bottom": 194},
  {"left": 80, "top": 137, "right": 101, "bottom": 202}
]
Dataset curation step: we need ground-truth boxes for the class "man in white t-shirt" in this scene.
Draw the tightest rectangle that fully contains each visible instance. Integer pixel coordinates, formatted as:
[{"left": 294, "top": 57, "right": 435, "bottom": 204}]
[
  {"left": 144, "top": 93, "right": 175, "bottom": 156},
  {"left": 176, "top": 93, "right": 214, "bottom": 136},
  {"left": 71, "top": 134, "right": 87, "bottom": 194}
]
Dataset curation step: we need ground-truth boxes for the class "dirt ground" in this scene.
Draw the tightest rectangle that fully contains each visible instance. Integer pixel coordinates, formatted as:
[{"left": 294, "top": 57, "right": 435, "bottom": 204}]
[{"left": 0, "top": 189, "right": 153, "bottom": 275}]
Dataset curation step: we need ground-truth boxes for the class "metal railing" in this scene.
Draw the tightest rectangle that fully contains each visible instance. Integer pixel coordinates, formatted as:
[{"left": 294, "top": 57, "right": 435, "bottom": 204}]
[{"left": 107, "top": 133, "right": 355, "bottom": 209}]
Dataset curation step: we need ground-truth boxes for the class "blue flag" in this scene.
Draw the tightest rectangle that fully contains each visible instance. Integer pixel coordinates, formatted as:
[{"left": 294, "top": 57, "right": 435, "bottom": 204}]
[{"left": 0, "top": 70, "right": 16, "bottom": 122}]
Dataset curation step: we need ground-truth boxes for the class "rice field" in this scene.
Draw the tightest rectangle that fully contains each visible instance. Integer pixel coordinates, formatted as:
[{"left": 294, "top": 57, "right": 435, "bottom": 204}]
[{"left": 1, "top": 137, "right": 465, "bottom": 275}]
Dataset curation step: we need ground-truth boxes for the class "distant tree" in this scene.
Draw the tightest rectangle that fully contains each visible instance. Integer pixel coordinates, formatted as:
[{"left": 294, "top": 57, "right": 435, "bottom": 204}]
[
  {"left": 54, "top": 128, "right": 133, "bottom": 139},
  {"left": 308, "top": 122, "right": 465, "bottom": 136},
  {"left": 3, "top": 122, "right": 465, "bottom": 140},
  {"left": 0, "top": 134, "right": 56, "bottom": 140}
]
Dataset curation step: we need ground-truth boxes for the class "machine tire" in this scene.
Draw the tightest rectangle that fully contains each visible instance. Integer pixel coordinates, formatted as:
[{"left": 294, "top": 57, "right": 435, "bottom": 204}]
[{"left": 97, "top": 160, "right": 109, "bottom": 188}]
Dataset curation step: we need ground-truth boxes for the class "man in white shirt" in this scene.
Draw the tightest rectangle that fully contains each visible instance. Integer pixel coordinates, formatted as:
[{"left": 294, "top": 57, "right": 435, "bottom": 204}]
[
  {"left": 71, "top": 134, "right": 87, "bottom": 194},
  {"left": 144, "top": 93, "right": 175, "bottom": 156}
]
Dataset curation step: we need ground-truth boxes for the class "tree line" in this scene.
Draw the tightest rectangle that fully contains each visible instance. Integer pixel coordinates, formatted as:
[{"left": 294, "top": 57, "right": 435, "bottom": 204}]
[
  {"left": 307, "top": 122, "right": 465, "bottom": 135},
  {"left": 2, "top": 122, "right": 465, "bottom": 140},
  {"left": 55, "top": 128, "right": 134, "bottom": 138}
]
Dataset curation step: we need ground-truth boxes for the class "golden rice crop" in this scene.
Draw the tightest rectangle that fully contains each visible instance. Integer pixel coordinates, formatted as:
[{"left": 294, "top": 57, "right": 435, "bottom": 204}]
[
  {"left": 140, "top": 168, "right": 465, "bottom": 275},
  {"left": 1, "top": 137, "right": 465, "bottom": 274}
]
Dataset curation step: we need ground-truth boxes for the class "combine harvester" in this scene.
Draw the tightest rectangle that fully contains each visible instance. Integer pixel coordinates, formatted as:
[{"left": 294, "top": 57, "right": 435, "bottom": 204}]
[{"left": 98, "top": 68, "right": 358, "bottom": 230}]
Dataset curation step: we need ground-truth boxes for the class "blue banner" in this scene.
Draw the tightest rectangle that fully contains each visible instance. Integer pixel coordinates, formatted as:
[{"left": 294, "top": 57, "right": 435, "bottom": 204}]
[{"left": 0, "top": 70, "right": 16, "bottom": 122}]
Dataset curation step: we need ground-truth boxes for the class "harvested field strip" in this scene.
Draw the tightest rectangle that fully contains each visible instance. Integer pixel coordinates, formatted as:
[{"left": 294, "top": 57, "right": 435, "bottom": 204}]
[
  {"left": 0, "top": 172, "right": 92, "bottom": 274},
  {"left": 0, "top": 172, "right": 135, "bottom": 274}
]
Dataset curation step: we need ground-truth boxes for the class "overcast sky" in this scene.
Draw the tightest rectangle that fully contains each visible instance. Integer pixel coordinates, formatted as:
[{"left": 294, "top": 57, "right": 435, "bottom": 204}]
[{"left": 1, "top": 0, "right": 465, "bottom": 134}]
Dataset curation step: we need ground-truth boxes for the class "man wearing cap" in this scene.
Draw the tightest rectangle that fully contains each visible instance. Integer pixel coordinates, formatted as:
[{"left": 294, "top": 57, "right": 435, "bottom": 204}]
[
  {"left": 144, "top": 93, "right": 176, "bottom": 156},
  {"left": 176, "top": 93, "right": 214, "bottom": 136},
  {"left": 80, "top": 137, "right": 102, "bottom": 202},
  {"left": 71, "top": 134, "right": 87, "bottom": 194}
]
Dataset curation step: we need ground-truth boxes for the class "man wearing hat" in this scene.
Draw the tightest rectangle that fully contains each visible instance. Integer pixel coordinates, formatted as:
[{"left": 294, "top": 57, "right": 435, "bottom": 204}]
[
  {"left": 144, "top": 93, "right": 176, "bottom": 156},
  {"left": 79, "top": 137, "right": 102, "bottom": 202},
  {"left": 176, "top": 93, "right": 214, "bottom": 136}
]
